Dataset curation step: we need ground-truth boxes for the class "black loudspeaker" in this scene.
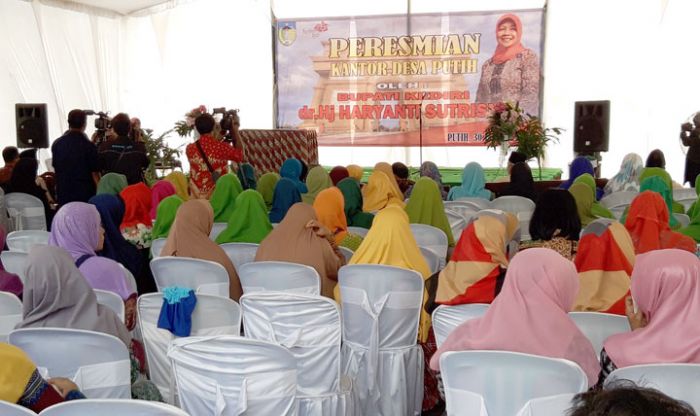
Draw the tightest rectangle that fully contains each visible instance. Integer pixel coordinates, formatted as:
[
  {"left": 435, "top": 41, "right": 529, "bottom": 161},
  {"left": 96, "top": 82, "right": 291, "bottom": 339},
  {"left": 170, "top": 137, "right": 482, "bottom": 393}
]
[
  {"left": 15, "top": 103, "right": 49, "bottom": 149},
  {"left": 573, "top": 100, "right": 609, "bottom": 153}
]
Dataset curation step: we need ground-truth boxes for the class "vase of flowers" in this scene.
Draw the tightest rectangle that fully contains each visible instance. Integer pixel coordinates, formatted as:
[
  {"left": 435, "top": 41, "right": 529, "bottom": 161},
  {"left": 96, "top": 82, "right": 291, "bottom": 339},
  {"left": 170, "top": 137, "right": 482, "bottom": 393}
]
[{"left": 483, "top": 102, "right": 562, "bottom": 178}]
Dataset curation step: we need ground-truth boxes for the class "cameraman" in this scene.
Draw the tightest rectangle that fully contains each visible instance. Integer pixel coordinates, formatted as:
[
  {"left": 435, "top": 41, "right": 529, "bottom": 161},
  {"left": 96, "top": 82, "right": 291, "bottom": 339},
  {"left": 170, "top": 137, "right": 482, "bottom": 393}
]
[
  {"left": 98, "top": 113, "right": 149, "bottom": 185},
  {"left": 185, "top": 113, "right": 244, "bottom": 199}
]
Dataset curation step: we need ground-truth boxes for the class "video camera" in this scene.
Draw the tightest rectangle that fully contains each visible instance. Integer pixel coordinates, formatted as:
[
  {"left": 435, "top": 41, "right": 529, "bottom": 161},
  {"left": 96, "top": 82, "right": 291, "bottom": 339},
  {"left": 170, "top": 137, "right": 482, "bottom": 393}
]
[
  {"left": 85, "top": 110, "right": 112, "bottom": 145},
  {"left": 213, "top": 107, "right": 240, "bottom": 143}
]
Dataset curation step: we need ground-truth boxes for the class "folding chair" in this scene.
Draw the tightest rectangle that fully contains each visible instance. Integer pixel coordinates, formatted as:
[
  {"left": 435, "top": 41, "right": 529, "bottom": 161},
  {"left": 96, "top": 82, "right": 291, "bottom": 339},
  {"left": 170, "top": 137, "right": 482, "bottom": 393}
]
[
  {"left": 431, "top": 304, "right": 489, "bottom": 347},
  {"left": 150, "top": 256, "right": 230, "bottom": 297},
  {"left": 219, "top": 242, "right": 259, "bottom": 270},
  {"left": 238, "top": 261, "right": 320, "bottom": 295},
  {"left": 0, "top": 291, "right": 22, "bottom": 342}
]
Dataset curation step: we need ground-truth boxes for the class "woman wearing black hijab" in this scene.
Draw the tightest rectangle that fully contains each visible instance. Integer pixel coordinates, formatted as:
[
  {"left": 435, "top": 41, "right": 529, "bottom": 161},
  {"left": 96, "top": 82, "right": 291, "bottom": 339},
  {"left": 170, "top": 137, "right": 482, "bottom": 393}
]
[
  {"left": 501, "top": 162, "right": 537, "bottom": 201},
  {"left": 9, "top": 158, "right": 55, "bottom": 227}
]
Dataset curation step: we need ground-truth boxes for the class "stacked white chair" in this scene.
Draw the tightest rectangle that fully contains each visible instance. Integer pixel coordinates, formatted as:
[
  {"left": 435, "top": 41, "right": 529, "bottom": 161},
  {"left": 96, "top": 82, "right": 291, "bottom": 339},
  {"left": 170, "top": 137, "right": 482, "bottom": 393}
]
[
  {"left": 444, "top": 209, "right": 467, "bottom": 241},
  {"left": 419, "top": 246, "right": 441, "bottom": 275},
  {"left": 338, "top": 264, "right": 425, "bottom": 416},
  {"left": 5, "top": 193, "right": 47, "bottom": 231},
  {"left": 209, "top": 222, "right": 227, "bottom": 240},
  {"left": 569, "top": 312, "right": 630, "bottom": 360},
  {"left": 39, "top": 399, "right": 189, "bottom": 416},
  {"left": 605, "top": 364, "right": 700, "bottom": 412},
  {"left": 168, "top": 335, "right": 299, "bottom": 416},
  {"left": 241, "top": 292, "right": 349, "bottom": 415},
  {"left": 6, "top": 230, "right": 50, "bottom": 252},
  {"left": 347, "top": 226, "right": 369, "bottom": 238},
  {"left": 600, "top": 191, "right": 637, "bottom": 220},
  {"left": 454, "top": 197, "right": 492, "bottom": 210},
  {"left": 137, "top": 293, "right": 241, "bottom": 402},
  {"left": 0, "top": 291, "right": 22, "bottom": 342},
  {"left": 440, "top": 351, "right": 588, "bottom": 416},
  {"left": 338, "top": 246, "right": 354, "bottom": 263},
  {"left": 94, "top": 289, "right": 125, "bottom": 322},
  {"left": 0, "top": 401, "right": 35, "bottom": 416},
  {"left": 150, "top": 256, "right": 230, "bottom": 297},
  {"left": 9, "top": 328, "right": 131, "bottom": 399},
  {"left": 220, "top": 242, "right": 259, "bottom": 270},
  {"left": 492, "top": 196, "right": 536, "bottom": 242},
  {"left": 673, "top": 188, "right": 697, "bottom": 212},
  {"left": 515, "top": 393, "right": 577, "bottom": 416},
  {"left": 238, "top": 261, "right": 320, "bottom": 295},
  {"left": 1, "top": 251, "right": 28, "bottom": 283},
  {"left": 431, "top": 304, "right": 490, "bottom": 347},
  {"left": 150, "top": 238, "right": 167, "bottom": 258},
  {"left": 410, "top": 223, "right": 448, "bottom": 269}
]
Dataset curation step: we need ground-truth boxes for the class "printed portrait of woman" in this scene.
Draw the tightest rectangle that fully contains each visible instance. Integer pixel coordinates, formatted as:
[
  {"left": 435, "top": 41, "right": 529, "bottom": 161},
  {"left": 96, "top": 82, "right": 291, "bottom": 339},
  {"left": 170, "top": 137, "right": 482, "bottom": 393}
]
[{"left": 476, "top": 13, "right": 541, "bottom": 115}]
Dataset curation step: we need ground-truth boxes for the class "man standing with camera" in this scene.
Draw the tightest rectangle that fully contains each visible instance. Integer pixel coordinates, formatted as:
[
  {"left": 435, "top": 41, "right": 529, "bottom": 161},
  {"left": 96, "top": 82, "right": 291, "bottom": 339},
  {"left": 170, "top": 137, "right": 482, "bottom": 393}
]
[
  {"left": 51, "top": 109, "right": 100, "bottom": 206},
  {"left": 98, "top": 113, "right": 149, "bottom": 184},
  {"left": 186, "top": 112, "right": 245, "bottom": 199}
]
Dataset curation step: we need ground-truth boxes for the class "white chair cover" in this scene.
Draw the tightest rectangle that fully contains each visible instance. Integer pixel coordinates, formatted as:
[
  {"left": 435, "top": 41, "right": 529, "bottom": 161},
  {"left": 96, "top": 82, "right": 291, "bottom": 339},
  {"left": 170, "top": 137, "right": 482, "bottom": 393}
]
[
  {"left": 410, "top": 223, "right": 448, "bottom": 269},
  {"left": 600, "top": 191, "right": 638, "bottom": 221},
  {"left": 241, "top": 292, "right": 349, "bottom": 415},
  {"left": 454, "top": 197, "right": 492, "bottom": 210},
  {"left": 94, "top": 289, "right": 125, "bottom": 322},
  {"left": 137, "top": 293, "right": 241, "bottom": 402},
  {"left": 675, "top": 213, "right": 691, "bottom": 228},
  {"left": 444, "top": 209, "right": 467, "bottom": 242},
  {"left": 210, "top": 222, "right": 227, "bottom": 240},
  {"left": 238, "top": 261, "right": 320, "bottom": 295},
  {"left": 150, "top": 238, "right": 167, "bottom": 258},
  {"left": 419, "top": 246, "right": 441, "bottom": 275},
  {"left": 168, "top": 335, "right": 299, "bottom": 416},
  {"left": 347, "top": 226, "right": 368, "bottom": 238},
  {"left": 515, "top": 393, "right": 577, "bottom": 416},
  {"left": 338, "top": 264, "right": 425, "bottom": 416},
  {"left": 150, "top": 256, "right": 230, "bottom": 297},
  {"left": 492, "top": 196, "right": 536, "bottom": 242},
  {"left": 338, "top": 246, "right": 354, "bottom": 264},
  {"left": 605, "top": 364, "right": 700, "bottom": 412},
  {"left": 431, "top": 304, "right": 490, "bottom": 347},
  {"left": 39, "top": 399, "right": 189, "bottom": 416},
  {"left": 443, "top": 201, "right": 480, "bottom": 220},
  {"left": 0, "top": 401, "right": 35, "bottom": 416},
  {"left": 440, "top": 351, "right": 588, "bottom": 416},
  {"left": 0, "top": 188, "right": 9, "bottom": 234},
  {"left": 6, "top": 230, "right": 50, "bottom": 252},
  {"left": 0, "top": 291, "right": 22, "bottom": 342},
  {"left": 1, "top": 251, "right": 28, "bottom": 283},
  {"left": 673, "top": 188, "right": 697, "bottom": 212},
  {"left": 9, "top": 328, "right": 131, "bottom": 399},
  {"left": 219, "top": 242, "right": 259, "bottom": 270},
  {"left": 568, "top": 312, "right": 630, "bottom": 361},
  {"left": 5, "top": 193, "right": 47, "bottom": 231}
]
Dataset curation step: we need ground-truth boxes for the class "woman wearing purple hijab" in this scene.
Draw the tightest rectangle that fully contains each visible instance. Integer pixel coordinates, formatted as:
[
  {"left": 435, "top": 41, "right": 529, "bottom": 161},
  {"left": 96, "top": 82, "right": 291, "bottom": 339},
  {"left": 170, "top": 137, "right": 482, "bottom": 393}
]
[
  {"left": 0, "top": 224, "right": 22, "bottom": 297},
  {"left": 48, "top": 202, "right": 137, "bottom": 330}
]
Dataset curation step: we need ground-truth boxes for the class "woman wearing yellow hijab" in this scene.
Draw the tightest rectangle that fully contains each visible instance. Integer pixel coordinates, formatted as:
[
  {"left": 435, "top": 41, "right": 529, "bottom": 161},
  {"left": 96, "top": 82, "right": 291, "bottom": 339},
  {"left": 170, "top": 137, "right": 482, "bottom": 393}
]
[
  {"left": 0, "top": 343, "right": 85, "bottom": 411},
  {"left": 164, "top": 171, "right": 190, "bottom": 201},
  {"left": 374, "top": 162, "right": 403, "bottom": 195},
  {"left": 362, "top": 171, "right": 404, "bottom": 212},
  {"left": 346, "top": 164, "right": 364, "bottom": 182}
]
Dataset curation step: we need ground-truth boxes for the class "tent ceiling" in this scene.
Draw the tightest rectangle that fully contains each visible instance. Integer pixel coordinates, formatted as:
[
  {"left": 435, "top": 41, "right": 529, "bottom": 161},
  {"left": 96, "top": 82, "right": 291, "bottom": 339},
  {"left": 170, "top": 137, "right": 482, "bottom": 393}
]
[{"left": 67, "top": 0, "right": 169, "bottom": 15}]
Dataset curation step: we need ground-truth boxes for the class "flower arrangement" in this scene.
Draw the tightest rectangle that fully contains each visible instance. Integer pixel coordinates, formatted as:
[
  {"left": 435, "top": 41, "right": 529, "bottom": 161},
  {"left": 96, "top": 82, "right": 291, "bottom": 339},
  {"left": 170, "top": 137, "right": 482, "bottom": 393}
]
[
  {"left": 483, "top": 101, "right": 562, "bottom": 177},
  {"left": 122, "top": 223, "right": 153, "bottom": 249},
  {"left": 174, "top": 105, "right": 208, "bottom": 137}
]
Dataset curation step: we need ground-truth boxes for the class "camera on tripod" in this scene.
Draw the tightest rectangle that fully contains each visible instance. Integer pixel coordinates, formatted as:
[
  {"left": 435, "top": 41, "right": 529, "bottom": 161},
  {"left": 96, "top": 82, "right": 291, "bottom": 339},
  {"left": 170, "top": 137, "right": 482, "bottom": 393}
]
[
  {"left": 85, "top": 110, "right": 112, "bottom": 145},
  {"left": 213, "top": 107, "right": 240, "bottom": 143}
]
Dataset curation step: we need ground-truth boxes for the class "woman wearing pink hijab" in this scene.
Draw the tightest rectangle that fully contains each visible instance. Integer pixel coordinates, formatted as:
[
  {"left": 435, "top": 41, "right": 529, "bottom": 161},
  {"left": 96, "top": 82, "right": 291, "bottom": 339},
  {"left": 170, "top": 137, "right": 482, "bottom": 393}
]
[
  {"left": 476, "top": 13, "right": 541, "bottom": 115},
  {"left": 430, "top": 248, "right": 599, "bottom": 387},
  {"left": 601, "top": 249, "right": 700, "bottom": 382},
  {"left": 150, "top": 180, "right": 176, "bottom": 219}
]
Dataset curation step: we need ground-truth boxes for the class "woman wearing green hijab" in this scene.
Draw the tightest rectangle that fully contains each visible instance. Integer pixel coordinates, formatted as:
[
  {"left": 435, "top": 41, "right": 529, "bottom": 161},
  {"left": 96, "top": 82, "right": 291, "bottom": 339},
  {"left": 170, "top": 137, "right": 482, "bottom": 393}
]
[
  {"left": 210, "top": 174, "right": 243, "bottom": 222},
  {"left": 405, "top": 177, "right": 455, "bottom": 246},
  {"left": 680, "top": 178, "right": 700, "bottom": 241},
  {"left": 635, "top": 175, "right": 681, "bottom": 229},
  {"left": 257, "top": 172, "right": 280, "bottom": 211},
  {"left": 336, "top": 178, "right": 374, "bottom": 229},
  {"left": 639, "top": 167, "right": 684, "bottom": 213},
  {"left": 686, "top": 174, "right": 700, "bottom": 219},
  {"left": 301, "top": 166, "right": 332, "bottom": 204},
  {"left": 569, "top": 183, "right": 611, "bottom": 226},
  {"left": 215, "top": 190, "right": 273, "bottom": 244},
  {"left": 151, "top": 195, "right": 184, "bottom": 239},
  {"left": 97, "top": 173, "right": 128, "bottom": 196},
  {"left": 573, "top": 174, "right": 615, "bottom": 221}
]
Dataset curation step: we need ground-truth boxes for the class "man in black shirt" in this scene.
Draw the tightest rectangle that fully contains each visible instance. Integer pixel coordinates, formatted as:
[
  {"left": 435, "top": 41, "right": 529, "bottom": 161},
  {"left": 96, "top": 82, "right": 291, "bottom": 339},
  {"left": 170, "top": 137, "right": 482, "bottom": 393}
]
[
  {"left": 51, "top": 109, "right": 100, "bottom": 206},
  {"left": 98, "top": 113, "right": 149, "bottom": 185}
]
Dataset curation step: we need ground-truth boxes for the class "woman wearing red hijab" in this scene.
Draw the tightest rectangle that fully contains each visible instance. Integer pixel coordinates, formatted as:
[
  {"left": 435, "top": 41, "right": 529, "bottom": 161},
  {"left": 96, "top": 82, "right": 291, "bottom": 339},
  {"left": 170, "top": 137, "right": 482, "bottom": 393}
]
[{"left": 476, "top": 13, "right": 541, "bottom": 115}]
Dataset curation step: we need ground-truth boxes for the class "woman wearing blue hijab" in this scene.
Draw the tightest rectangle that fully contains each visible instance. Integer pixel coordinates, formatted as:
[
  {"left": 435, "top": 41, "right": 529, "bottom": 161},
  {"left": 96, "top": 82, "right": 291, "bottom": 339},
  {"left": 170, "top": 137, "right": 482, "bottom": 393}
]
[
  {"left": 269, "top": 178, "right": 303, "bottom": 223},
  {"left": 447, "top": 162, "right": 492, "bottom": 201},
  {"left": 279, "top": 158, "right": 308, "bottom": 193},
  {"left": 560, "top": 156, "right": 603, "bottom": 199}
]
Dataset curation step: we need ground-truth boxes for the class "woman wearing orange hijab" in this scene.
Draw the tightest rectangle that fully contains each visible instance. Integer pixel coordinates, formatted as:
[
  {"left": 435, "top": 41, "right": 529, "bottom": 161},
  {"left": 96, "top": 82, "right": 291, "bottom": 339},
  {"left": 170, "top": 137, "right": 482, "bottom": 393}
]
[
  {"left": 476, "top": 13, "right": 541, "bottom": 115},
  {"left": 624, "top": 191, "right": 696, "bottom": 254},
  {"left": 313, "top": 187, "right": 364, "bottom": 251}
]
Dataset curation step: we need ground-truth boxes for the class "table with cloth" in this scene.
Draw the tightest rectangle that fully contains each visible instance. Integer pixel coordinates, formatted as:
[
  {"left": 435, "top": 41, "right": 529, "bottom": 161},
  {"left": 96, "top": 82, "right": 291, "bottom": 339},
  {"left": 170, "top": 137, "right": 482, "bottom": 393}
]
[{"left": 240, "top": 129, "right": 319, "bottom": 175}]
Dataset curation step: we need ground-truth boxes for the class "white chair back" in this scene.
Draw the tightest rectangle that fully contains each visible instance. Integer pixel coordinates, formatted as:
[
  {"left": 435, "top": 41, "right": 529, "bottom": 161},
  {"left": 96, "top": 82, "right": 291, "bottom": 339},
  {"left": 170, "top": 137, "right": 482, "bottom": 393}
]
[
  {"left": 420, "top": 246, "right": 441, "bottom": 275},
  {"left": 0, "top": 188, "right": 9, "bottom": 233},
  {"left": 9, "top": 328, "right": 131, "bottom": 399},
  {"left": 605, "top": 364, "right": 700, "bottom": 412},
  {"left": 209, "top": 222, "right": 227, "bottom": 240},
  {"left": 347, "top": 226, "right": 368, "bottom": 238},
  {"left": 168, "top": 336, "right": 298, "bottom": 416},
  {"left": 444, "top": 209, "right": 467, "bottom": 241},
  {"left": 338, "top": 246, "right": 354, "bottom": 263},
  {"left": 241, "top": 292, "right": 347, "bottom": 414},
  {"left": 238, "top": 261, "right": 320, "bottom": 295},
  {"left": 443, "top": 201, "right": 480, "bottom": 219},
  {"left": 94, "top": 289, "right": 125, "bottom": 322},
  {"left": 675, "top": 213, "right": 691, "bottom": 228},
  {"left": 454, "top": 197, "right": 492, "bottom": 210},
  {"left": 150, "top": 256, "right": 230, "bottom": 297},
  {"left": 569, "top": 312, "right": 630, "bottom": 360},
  {"left": 673, "top": 188, "right": 697, "bottom": 212},
  {"left": 137, "top": 293, "right": 242, "bottom": 403},
  {"left": 440, "top": 351, "right": 588, "bottom": 416},
  {"left": 492, "top": 196, "right": 536, "bottom": 242},
  {"left": 6, "top": 230, "right": 49, "bottom": 252},
  {"left": 39, "top": 399, "right": 189, "bottom": 416},
  {"left": 5, "top": 193, "right": 47, "bottom": 231},
  {"left": 0, "top": 291, "right": 22, "bottom": 342},
  {"left": 515, "top": 393, "right": 577, "bottom": 416},
  {"left": 219, "top": 242, "right": 259, "bottom": 270},
  {"left": 0, "top": 401, "right": 35, "bottom": 416},
  {"left": 338, "top": 264, "right": 425, "bottom": 415},
  {"left": 600, "top": 191, "right": 637, "bottom": 210},
  {"left": 410, "top": 223, "right": 448, "bottom": 268},
  {"left": 1, "top": 251, "right": 28, "bottom": 283},
  {"left": 150, "top": 238, "right": 167, "bottom": 258},
  {"left": 432, "top": 304, "right": 490, "bottom": 347}
]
